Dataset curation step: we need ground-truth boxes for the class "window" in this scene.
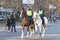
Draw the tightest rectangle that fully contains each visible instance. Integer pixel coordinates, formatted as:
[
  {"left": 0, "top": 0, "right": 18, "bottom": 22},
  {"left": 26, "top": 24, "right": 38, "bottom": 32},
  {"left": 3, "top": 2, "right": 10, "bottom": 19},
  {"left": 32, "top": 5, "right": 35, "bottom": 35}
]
[{"left": 0, "top": 11, "right": 2, "bottom": 15}]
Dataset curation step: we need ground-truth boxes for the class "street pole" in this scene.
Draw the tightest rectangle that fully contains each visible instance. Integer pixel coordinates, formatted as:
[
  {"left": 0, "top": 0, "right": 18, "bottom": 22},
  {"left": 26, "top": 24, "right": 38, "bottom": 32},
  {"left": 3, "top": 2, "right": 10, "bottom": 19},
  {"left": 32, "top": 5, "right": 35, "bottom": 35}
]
[{"left": 52, "top": 9, "right": 53, "bottom": 22}]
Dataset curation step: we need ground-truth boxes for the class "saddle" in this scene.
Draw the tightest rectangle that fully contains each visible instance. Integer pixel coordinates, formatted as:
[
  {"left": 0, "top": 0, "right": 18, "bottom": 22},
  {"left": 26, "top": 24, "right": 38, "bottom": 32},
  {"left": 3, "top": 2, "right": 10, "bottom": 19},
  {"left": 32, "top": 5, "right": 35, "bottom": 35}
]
[{"left": 28, "top": 17, "right": 34, "bottom": 25}]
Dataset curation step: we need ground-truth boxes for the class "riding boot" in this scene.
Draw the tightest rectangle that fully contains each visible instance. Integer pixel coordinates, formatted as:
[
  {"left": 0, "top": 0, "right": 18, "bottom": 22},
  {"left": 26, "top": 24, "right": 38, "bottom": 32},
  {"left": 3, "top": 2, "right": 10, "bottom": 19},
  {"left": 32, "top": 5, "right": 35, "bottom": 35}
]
[{"left": 40, "top": 15, "right": 45, "bottom": 24}]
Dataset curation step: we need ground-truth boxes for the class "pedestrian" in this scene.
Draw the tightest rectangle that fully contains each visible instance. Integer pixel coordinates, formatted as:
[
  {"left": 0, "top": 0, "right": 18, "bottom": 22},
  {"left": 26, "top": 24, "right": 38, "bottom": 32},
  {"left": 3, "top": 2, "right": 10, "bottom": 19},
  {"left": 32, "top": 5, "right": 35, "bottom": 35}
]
[
  {"left": 11, "top": 12, "right": 16, "bottom": 32},
  {"left": 6, "top": 15, "right": 11, "bottom": 30}
]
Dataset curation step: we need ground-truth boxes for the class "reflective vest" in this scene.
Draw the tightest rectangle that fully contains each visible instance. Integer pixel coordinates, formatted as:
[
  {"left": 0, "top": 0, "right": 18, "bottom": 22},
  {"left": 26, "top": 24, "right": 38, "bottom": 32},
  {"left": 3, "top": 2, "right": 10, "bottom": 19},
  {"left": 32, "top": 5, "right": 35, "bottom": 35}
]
[
  {"left": 27, "top": 10, "right": 32, "bottom": 16},
  {"left": 38, "top": 10, "right": 43, "bottom": 15}
]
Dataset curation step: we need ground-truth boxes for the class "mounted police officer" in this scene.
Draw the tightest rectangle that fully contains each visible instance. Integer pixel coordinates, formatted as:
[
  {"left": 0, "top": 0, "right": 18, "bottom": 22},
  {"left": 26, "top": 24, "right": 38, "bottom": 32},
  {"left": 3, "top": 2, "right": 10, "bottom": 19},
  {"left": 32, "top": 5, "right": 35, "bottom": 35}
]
[
  {"left": 27, "top": 7, "right": 33, "bottom": 25},
  {"left": 37, "top": 6, "right": 45, "bottom": 24}
]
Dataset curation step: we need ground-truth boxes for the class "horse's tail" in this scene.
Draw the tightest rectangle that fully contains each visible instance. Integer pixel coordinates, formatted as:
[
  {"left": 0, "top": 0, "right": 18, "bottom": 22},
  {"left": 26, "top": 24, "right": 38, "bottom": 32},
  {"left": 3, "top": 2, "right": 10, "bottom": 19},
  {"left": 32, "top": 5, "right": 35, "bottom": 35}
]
[{"left": 44, "top": 17, "right": 48, "bottom": 25}]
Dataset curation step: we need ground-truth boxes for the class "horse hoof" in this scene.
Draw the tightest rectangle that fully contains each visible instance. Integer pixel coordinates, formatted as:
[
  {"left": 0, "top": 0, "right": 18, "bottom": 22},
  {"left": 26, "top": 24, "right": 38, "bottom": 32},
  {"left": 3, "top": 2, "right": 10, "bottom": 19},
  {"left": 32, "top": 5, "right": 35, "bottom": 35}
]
[
  {"left": 27, "top": 35, "right": 29, "bottom": 37},
  {"left": 32, "top": 33, "right": 35, "bottom": 35},
  {"left": 39, "top": 33, "right": 41, "bottom": 36},
  {"left": 29, "top": 35, "right": 32, "bottom": 37},
  {"left": 21, "top": 36, "right": 24, "bottom": 38},
  {"left": 41, "top": 34, "right": 44, "bottom": 38}
]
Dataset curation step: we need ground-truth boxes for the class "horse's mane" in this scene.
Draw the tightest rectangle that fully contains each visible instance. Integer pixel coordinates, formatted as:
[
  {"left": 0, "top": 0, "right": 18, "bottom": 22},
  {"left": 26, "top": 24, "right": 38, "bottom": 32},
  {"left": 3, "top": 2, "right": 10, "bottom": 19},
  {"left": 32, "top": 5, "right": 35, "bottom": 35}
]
[{"left": 22, "top": 10, "right": 27, "bottom": 17}]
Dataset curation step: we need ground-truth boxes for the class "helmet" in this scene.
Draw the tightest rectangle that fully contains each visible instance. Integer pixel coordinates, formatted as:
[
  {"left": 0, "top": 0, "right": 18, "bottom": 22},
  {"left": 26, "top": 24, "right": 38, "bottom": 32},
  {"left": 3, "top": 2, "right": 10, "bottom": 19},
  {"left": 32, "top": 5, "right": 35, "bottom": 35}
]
[{"left": 28, "top": 6, "right": 32, "bottom": 10}]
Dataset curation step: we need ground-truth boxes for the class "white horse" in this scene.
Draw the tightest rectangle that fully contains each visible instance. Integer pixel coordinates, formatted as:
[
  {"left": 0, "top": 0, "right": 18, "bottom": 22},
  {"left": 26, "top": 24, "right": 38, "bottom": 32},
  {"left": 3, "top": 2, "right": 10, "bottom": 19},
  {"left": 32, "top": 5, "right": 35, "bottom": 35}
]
[{"left": 33, "top": 12, "right": 48, "bottom": 37}]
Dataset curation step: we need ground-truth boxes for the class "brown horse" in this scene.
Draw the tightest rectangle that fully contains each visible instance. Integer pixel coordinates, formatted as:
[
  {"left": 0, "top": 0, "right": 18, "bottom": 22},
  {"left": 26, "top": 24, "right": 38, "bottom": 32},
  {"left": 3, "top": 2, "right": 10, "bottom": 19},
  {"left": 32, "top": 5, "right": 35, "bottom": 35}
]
[{"left": 20, "top": 9, "right": 35, "bottom": 38}]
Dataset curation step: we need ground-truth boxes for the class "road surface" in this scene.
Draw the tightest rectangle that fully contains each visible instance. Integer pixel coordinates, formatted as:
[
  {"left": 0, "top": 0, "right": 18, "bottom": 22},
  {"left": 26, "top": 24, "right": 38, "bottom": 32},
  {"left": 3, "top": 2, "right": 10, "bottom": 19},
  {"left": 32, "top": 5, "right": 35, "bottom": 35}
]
[{"left": 0, "top": 21, "right": 60, "bottom": 40}]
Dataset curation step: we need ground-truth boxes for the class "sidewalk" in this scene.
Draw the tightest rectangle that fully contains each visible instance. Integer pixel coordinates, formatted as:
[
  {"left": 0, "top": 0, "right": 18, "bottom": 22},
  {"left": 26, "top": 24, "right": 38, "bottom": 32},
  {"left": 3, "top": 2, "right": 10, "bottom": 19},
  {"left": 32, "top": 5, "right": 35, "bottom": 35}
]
[{"left": 0, "top": 22, "right": 21, "bottom": 32}]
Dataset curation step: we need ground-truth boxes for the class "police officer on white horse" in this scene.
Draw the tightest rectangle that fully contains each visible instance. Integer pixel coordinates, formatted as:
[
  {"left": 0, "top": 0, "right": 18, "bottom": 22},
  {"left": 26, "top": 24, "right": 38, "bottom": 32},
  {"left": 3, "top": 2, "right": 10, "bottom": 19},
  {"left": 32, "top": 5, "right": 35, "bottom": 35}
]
[{"left": 37, "top": 6, "right": 45, "bottom": 26}]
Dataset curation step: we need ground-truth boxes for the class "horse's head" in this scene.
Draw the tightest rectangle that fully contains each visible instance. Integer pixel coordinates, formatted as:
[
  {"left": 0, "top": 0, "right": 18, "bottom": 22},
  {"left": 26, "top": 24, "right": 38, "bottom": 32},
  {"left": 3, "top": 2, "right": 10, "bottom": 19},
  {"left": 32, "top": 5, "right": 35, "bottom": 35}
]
[
  {"left": 33, "top": 12, "right": 40, "bottom": 21},
  {"left": 19, "top": 10, "right": 27, "bottom": 19},
  {"left": 19, "top": 11, "right": 22, "bottom": 19},
  {"left": 33, "top": 12, "right": 37, "bottom": 18}
]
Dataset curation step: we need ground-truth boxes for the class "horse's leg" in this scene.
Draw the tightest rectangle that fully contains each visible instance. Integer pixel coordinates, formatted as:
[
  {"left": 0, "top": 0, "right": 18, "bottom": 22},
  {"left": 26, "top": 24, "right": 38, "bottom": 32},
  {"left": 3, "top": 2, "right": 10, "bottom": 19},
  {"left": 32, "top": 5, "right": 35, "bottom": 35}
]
[
  {"left": 30, "top": 27, "right": 33, "bottom": 37},
  {"left": 27, "top": 26, "right": 30, "bottom": 37},
  {"left": 30, "top": 25, "right": 35, "bottom": 37},
  {"left": 41, "top": 24, "right": 45, "bottom": 38},
  {"left": 32, "top": 27, "right": 35, "bottom": 35},
  {"left": 21, "top": 25, "right": 24, "bottom": 38},
  {"left": 38, "top": 23, "right": 42, "bottom": 36},
  {"left": 34, "top": 22, "right": 38, "bottom": 33}
]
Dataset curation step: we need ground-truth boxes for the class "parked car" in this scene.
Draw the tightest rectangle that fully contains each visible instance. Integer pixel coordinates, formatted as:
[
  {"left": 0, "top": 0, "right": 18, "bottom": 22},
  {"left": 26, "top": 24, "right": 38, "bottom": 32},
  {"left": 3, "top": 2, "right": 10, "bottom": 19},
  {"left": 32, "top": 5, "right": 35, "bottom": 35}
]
[
  {"left": 0, "top": 7, "right": 13, "bottom": 20},
  {"left": 0, "top": 16, "right": 7, "bottom": 20}
]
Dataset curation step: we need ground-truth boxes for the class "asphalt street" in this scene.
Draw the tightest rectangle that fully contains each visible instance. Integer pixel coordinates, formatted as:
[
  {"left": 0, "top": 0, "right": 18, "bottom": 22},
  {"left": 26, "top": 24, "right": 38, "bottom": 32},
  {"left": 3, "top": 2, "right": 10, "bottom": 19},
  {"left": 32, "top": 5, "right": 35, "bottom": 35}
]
[{"left": 0, "top": 21, "right": 60, "bottom": 40}]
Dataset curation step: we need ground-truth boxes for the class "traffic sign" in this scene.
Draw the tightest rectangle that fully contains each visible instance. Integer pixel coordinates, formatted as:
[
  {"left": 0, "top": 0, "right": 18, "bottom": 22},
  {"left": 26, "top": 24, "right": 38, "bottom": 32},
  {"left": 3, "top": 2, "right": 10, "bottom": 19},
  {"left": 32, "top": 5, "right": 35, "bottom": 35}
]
[
  {"left": 49, "top": 4, "right": 56, "bottom": 9},
  {"left": 23, "top": 0, "right": 34, "bottom": 4}
]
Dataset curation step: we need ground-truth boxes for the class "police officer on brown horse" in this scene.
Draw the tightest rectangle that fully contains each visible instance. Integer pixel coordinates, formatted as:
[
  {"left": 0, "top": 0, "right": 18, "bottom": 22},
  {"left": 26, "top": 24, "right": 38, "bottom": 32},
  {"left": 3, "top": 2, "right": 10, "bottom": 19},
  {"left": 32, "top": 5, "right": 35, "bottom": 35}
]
[{"left": 27, "top": 7, "right": 33, "bottom": 25}]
